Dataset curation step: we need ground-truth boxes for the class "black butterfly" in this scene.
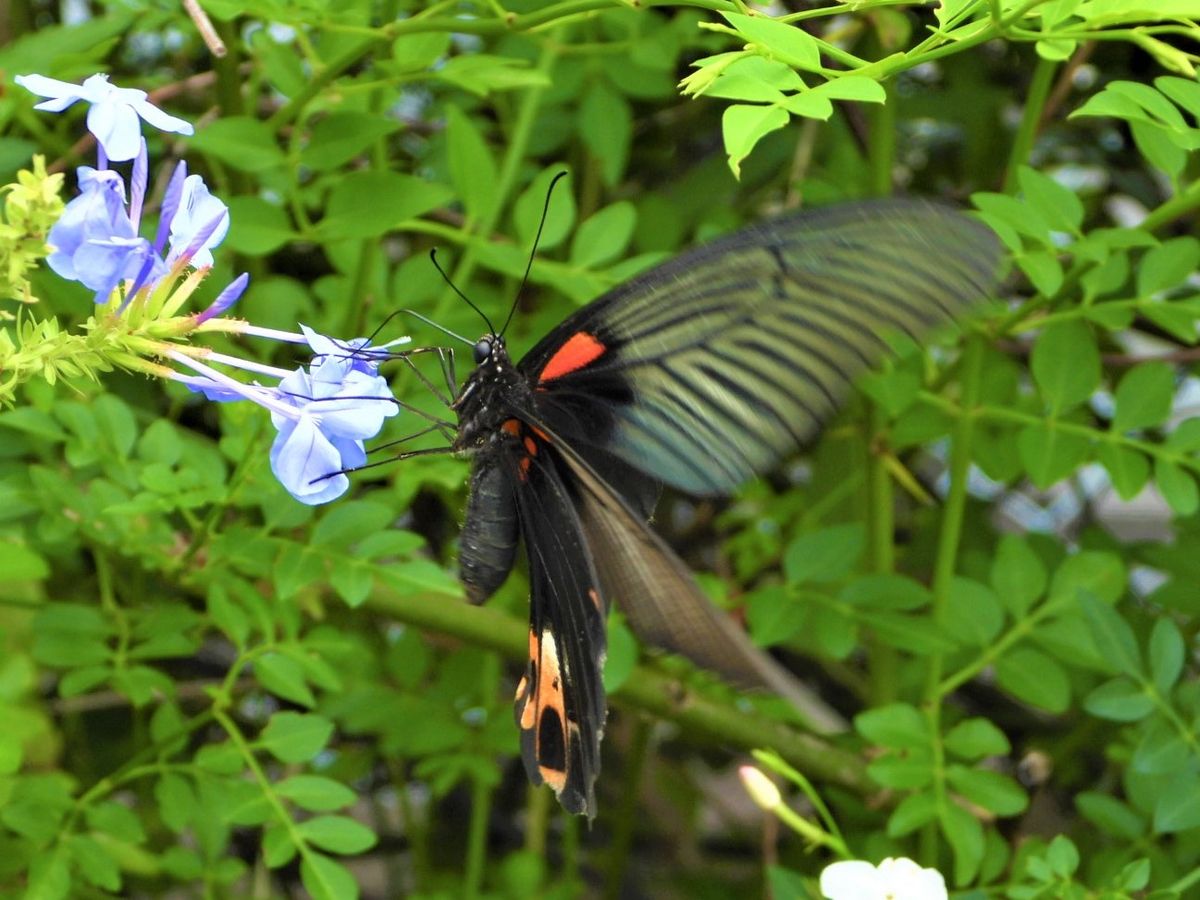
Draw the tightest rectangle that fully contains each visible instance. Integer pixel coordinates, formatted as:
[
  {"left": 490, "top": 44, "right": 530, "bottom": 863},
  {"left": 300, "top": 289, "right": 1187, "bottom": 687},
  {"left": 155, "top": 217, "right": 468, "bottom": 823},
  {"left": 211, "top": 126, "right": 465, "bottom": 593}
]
[{"left": 418, "top": 199, "right": 1000, "bottom": 817}]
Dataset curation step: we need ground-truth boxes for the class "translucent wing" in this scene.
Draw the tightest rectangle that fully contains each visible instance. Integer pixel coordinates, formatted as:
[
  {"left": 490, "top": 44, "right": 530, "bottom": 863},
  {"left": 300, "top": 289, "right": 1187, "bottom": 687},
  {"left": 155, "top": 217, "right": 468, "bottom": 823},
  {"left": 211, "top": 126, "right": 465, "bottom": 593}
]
[{"left": 520, "top": 199, "right": 1002, "bottom": 495}]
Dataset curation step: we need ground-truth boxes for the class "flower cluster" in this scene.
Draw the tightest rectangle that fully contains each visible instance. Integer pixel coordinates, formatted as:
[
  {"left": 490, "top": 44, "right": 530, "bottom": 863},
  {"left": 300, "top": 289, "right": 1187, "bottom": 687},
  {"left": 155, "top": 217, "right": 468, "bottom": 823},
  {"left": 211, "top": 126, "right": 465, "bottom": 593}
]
[{"left": 13, "top": 72, "right": 407, "bottom": 503}]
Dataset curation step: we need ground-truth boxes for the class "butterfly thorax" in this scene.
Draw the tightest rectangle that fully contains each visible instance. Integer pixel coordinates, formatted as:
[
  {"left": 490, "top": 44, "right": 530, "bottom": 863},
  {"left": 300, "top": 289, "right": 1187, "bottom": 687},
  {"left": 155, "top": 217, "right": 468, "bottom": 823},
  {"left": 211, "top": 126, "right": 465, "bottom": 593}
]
[{"left": 452, "top": 335, "right": 532, "bottom": 452}]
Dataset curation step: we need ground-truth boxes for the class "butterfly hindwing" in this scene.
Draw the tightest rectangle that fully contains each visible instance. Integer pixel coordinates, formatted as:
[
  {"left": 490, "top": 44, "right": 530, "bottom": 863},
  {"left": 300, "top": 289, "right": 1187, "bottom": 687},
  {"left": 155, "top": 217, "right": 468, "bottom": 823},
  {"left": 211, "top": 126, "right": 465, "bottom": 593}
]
[
  {"left": 501, "top": 422, "right": 608, "bottom": 817},
  {"left": 519, "top": 199, "right": 1002, "bottom": 495}
]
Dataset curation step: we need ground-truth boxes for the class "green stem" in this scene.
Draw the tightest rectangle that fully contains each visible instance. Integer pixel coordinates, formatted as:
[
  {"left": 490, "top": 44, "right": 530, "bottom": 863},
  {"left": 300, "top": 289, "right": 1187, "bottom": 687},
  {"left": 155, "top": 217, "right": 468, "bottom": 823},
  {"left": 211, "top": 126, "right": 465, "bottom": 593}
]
[
  {"left": 920, "top": 332, "right": 986, "bottom": 861},
  {"left": 603, "top": 717, "right": 651, "bottom": 900},
  {"left": 1003, "top": 55, "right": 1057, "bottom": 192},
  {"left": 1141, "top": 178, "right": 1200, "bottom": 231},
  {"left": 463, "top": 654, "right": 500, "bottom": 899}
]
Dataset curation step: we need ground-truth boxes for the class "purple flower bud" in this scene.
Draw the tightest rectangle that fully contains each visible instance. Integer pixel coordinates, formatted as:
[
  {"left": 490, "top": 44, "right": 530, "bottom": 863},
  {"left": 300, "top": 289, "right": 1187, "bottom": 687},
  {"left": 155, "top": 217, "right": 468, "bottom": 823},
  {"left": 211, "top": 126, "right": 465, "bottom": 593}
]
[
  {"left": 196, "top": 273, "right": 250, "bottom": 324},
  {"left": 15, "top": 73, "right": 194, "bottom": 162}
]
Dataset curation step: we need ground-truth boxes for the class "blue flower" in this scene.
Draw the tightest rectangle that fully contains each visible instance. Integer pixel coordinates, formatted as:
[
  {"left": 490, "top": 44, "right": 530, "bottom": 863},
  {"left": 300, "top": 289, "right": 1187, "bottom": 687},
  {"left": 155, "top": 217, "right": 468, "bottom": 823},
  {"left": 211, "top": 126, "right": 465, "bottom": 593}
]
[
  {"left": 15, "top": 73, "right": 193, "bottom": 162},
  {"left": 46, "top": 166, "right": 167, "bottom": 302},
  {"left": 299, "top": 324, "right": 409, "bottom": 375},
  {"left": 167, "top": 174, "right": 229, "bottom": 268},
  {"left": 169, "top": 341, "right": 399, "bottom": 505},
  {"left": 269, "top": 358, "right": 398, "bottom": 504}
]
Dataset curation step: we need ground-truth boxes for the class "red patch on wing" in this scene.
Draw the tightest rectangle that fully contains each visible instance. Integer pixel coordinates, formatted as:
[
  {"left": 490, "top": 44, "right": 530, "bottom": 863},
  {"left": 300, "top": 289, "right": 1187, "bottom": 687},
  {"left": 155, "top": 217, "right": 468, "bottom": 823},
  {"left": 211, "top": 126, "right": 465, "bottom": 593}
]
[{"left": 538, "top": 331, "right": 606, "bottom": 382}]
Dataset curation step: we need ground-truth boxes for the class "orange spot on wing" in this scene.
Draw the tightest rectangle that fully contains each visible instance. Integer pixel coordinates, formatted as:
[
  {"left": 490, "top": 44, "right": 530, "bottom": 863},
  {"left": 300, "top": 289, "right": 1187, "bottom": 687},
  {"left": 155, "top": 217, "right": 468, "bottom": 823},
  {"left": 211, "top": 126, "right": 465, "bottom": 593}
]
[
  {"left": 539, "top": 764, "right": 567, "bottom": 792},
  {"left": 502, "top": 419, "right": 521, "bottom": 437},
  {"left": 539, "top": 332, "right": 606, "bottom": 382},
  {"left": 523, "top": 436, "right": 538, "bottom": 456},
  {"left": 588, "top": 588, "right": 603, "bottom": 613}
]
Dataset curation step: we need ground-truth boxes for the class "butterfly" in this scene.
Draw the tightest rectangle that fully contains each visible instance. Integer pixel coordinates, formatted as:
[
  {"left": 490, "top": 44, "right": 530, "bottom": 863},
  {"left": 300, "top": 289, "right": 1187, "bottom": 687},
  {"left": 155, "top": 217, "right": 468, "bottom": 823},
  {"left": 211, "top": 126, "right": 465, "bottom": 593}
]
[{"left": 421, "top": 198, "right": 1001, "bottom": 818}]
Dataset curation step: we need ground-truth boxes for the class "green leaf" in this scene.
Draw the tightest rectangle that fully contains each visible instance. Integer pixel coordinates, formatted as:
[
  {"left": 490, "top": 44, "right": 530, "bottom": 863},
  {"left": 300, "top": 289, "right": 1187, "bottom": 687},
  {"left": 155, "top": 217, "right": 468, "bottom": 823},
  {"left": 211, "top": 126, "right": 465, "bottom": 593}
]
[
  {"left": 946, "top": 766, "right": 1028, "bottom": 816},
  {"left": 780, "top": 92, "right": 833, "bottom": 121},
  {"left": 571, "top": 202, "right": 637, "bottom": 269},
  {"left": 944, "top": 718, "right": 1011, "bottom": 759},
  {"left": 887, "top": 793, "right": 938, "bottom": 837},
  {"left": 1131, "top": 120, "right": 1188, "bottom": 180},
  {"left": 301, "top": 852, "right": 360, "bottom": 900},
  {"left": 940, "top": 803, "right": 985, "bottom": 886},
  {"left": 263, "top": 822, "right": 296, "bottom": 869},
  {"left": 255, "top": 653, "right": 316, "bottom": 707},
  {"left": 854, "top": 702, "right": 929, "bottom": 749},
  {"left": 722, "top": 13, "right": 821, "bottom": 70},
  {"left": 1097, "top": 443, "right": 1151, "bottom": 500},
  {"left": 995, "top": 647, "right": 1070, "bottom": 712},
  {"left": 1031, "top": 321, "right": 1100, "bottom": 412},
  {"left": 991, "top": 534, "right": 1046, "bottom": 617},
  {"left": 783, "top": 524, "right": 864, "bottom": 584},
  {"left": 225, "top": 197, "right": 295, "bottom": 256},
  {"left": 259, "top": 712, "right": 334, "bottom": 763},
  {"left": 603, "top": 613, "right": 638, "bottom": 693},
  {"left": 1156, "top": 459, "right": 1199, "bottom": 517},
  {"left": 839, "top": 574, "right": 930, "bottom": 610},
  {"left": 722, "top": 104, "right": 789, "bottom": 178},
  {"left": 446, "top": 105, "right": 499, "bottom": 222},
  {"left": 1138, "top": 237, "right": 1200, "bottom": 296},
  {"left": 296, "top": 815, "right": 378, "bottom": 855},
  {"left": 435, "top": 55, "right": 550, "bottom": 96},
  {"left": 154, "top": 774, "right": 196, "bottom": 833},
  {"left": 1080, "top": 593, "right": 1143, "bottom": 677},
  {"left": 300, "top": 112, "right": 400, "bottom": 172},
  {"left": 1076, "top": 791, "right": 1146, "bottom": 839},
  {"left": 1149, "top": 619, "right": 1185, "bottom": 694},
  {"left": 319, "top": 172, "right": 453, "bottom": 239},
  {"left": 578, "top": 83, "right": 632, "bottom": 187},
  {"left": 1017, "top": 422, "right": 1091, "bottom": 489},
  {"left": 1018, "top": 166, "right": 1083, "bottom": 234},
  {"left": 1133, "top": 719, "right": 1190, "bottom": 775},
  {"left": 1154, "top": 772, "right": 1200, "bottom": 833},
  {"left": 1050, "top": 551, "right": 1126, "bottom": 604},
  {"left": 811, "top": 75, "right": 886, "bottom": 103},
  {"left": 312, "top": 502, "right": 395, "bottom": 548},
  {"left": 943, "top": 577, "right": 1004, "bottom": 646},
  {"left": 513, "top": 167, "right": 576, "bottom": 251},
  {"left": 1083, "top": 676, "right": 1154, "bottom": 721},
  {"left": 1113, "top": 362, "right": 1175, "bottom": 432},
  {"left": 1157, "top": 74, "right": 1200, "bottom": 115},
  {"left": 0, "top": 539, "right": 48, "bottom": 582},
  {"left": 867, "top": 753, "right": 935, "bottom": 789},
  {"left": 191, "top": 117, "right": 286, "bottom": 172},
  {"left": 390, "top": 31, "right": 450, "bottom": 72},
  {"left": 69, "top": 834, "right": 121, "bottom": 892}
]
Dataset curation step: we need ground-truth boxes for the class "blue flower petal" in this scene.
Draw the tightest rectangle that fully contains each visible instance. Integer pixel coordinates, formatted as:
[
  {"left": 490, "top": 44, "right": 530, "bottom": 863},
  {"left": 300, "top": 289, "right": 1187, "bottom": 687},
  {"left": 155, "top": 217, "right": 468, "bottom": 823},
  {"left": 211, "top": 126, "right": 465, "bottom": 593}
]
[{"left": 270, "top": 415, "right": 351, "bottom": 505}]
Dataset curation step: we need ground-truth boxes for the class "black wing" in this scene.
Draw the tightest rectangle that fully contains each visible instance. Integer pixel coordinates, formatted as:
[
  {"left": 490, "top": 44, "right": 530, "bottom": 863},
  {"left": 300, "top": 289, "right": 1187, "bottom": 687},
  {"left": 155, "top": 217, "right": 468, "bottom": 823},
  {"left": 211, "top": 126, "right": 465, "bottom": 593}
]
[
  {"left": 518, "top": 199, "right": 1001, "bottom": 496},
  {"left": 502, "top": 426, "right": 609, "bottom": 818}
]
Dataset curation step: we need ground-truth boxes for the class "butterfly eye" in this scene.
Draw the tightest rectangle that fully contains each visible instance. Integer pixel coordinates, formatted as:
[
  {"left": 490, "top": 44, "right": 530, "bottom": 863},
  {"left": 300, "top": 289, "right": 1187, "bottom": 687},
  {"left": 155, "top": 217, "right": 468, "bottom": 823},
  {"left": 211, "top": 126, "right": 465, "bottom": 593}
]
[{"left": 473, "top": 338, "right": 493, "bottom": 364}]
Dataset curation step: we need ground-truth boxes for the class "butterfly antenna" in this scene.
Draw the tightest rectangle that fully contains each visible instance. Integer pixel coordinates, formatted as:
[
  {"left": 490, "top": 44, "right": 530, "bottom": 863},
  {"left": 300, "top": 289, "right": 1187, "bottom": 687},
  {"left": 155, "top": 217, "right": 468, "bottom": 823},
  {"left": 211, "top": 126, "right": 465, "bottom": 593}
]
[
  {"left": 397, "top": 308, "right": 474, "bottom": 347},
  {"left": 430, "top": 248, "right": 496, "bottom": 336},
  {"left": 500, "top": 169, "right": 568, "bottom": 338}
]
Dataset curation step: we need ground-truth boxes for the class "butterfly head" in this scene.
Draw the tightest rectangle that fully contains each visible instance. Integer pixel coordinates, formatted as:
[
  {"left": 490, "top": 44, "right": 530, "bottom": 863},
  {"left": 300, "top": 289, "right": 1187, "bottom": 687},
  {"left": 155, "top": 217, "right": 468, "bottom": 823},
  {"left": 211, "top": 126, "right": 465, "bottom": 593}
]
[
  {"left": 452, "top": 334, "right": 528, "bottom": 450},
  {"left": 472, "top": 334, "right": 498, "bottom": 365}
]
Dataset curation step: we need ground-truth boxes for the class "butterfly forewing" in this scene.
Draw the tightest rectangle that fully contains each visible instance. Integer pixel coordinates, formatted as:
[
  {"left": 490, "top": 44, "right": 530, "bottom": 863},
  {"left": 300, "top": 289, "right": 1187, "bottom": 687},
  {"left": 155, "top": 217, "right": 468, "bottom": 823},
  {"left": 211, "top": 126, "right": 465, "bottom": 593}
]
[{"left": 519, "top": 200, "right": 1002, "bottom": 495}]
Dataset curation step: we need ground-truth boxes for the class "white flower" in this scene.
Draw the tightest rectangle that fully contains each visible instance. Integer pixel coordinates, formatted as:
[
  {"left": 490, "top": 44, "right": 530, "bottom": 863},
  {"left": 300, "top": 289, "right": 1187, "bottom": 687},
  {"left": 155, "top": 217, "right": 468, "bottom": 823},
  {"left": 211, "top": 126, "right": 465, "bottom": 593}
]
[
  {"left": 15, "top": 73, "right": 193, "bottom": 161},
  {"left": 820, "top": 857, "right": 947, "bottom": 900}
]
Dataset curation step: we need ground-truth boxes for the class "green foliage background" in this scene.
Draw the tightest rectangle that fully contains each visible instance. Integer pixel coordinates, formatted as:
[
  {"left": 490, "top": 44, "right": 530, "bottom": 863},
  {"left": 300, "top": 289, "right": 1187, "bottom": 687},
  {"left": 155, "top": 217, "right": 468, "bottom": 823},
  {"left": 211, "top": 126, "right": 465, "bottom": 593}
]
[{"left": 1, "top": 0, "right": 1200, "bottom": 897}]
